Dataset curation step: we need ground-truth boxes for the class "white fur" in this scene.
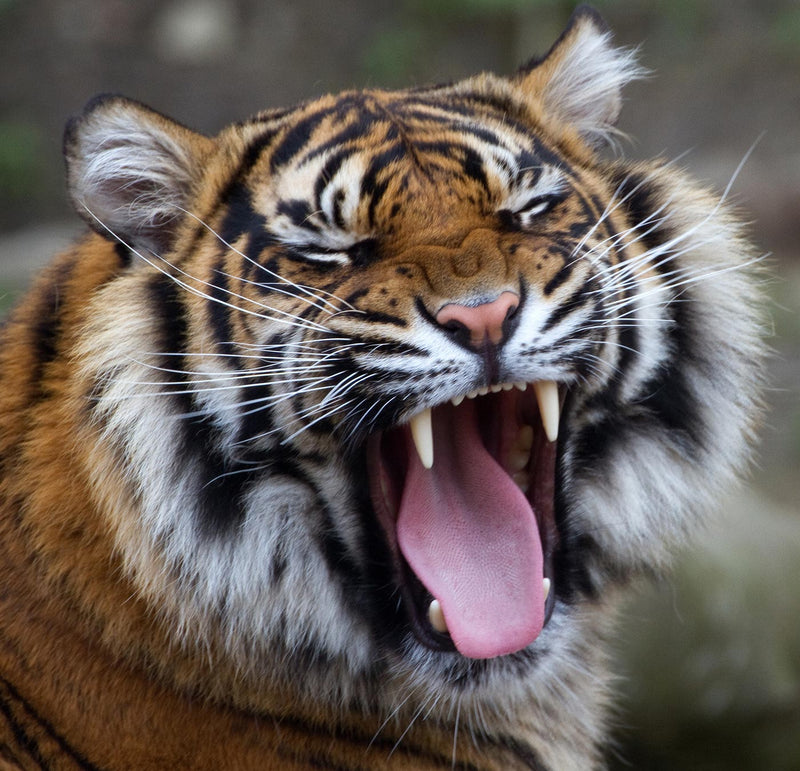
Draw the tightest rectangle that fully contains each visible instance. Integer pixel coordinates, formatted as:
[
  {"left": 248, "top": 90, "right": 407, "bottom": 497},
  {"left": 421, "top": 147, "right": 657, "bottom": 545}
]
[{"left": 541, "top": 22, "right": 645, "bottom": 147}]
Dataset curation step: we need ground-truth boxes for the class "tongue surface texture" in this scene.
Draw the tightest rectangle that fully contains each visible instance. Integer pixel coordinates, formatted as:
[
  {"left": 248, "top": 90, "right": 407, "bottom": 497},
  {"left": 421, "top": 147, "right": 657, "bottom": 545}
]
[{"left": 397, "top": 401, "right": 545, "bottom": 659}]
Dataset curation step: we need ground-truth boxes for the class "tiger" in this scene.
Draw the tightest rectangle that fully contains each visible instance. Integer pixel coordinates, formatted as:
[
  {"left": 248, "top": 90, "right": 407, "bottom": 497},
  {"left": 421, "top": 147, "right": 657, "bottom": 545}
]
[{"left": 0, "top": 6, "right": 765, "bottom": 770}]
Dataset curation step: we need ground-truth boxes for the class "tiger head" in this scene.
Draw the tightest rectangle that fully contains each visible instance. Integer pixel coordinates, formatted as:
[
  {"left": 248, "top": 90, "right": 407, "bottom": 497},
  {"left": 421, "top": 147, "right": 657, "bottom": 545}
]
[{"left": 60, "top": 5, "right": 762, "bottom": 742}]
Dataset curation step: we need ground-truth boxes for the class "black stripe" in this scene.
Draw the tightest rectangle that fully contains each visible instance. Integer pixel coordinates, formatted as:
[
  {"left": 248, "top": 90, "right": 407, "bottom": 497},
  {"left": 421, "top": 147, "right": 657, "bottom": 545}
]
[
  {"left": 495, "top": 736, "right": 550, "bottom": 770},
  {"left": 543, "top": 248, "right": 576, "bottom": 295},
  {"left": 270, "top": 105, "right": 339, "bottom": 172},
  {"left": 144, "top": 274, "right": 252, "bottom": 536},
  {"left": 0, "top": 676, "right": 107, "bottom": 771},
  {"left": 218, "top": 182, "right": 265, "bottom": 246},
  {"left": 347, "top": 238, "right": 379, "bottom": 268},
  {"left": 113, "top": 240, "right": 134, "bottom": 268},
  {"left": 635, "top": 298, "right": 702, "bottom": 456},
  {"left": 359, "top": 310, "right": 407, "bottom": 327},
  {"left": 183, "top": 419, "right": 257, "bottom": 536},
  {"left": 207, "top": 257, "right": 235, "bottom": 354},
  {"left": 607, "top": 168, "right": 704, "bottom": 452},
  {"left": 421, "top": 140, "right": 491, "bottom": 193},
  {"left": 540, "top": 277, "right": 594, "bottom": 333},
  {"left": 146, "top": 273, "right": 191, "bottom": 400},
  {"left": 277, "top": 198, "right": 318, "bottom": 230},
  {"left": 360, "top": 143, "right": 406, "bottom": 196},
  {"left": 30, "top": 281, "right": 62, "bottom": 384},
  {"left": 218, "top": 181, "right": 280, "bottom": 263},
  {"left": 186, "top": 127, "right": 279, "bottom": 260},
  {"left": 274, "top": 458, "right": 367, "bottom": 599},
  {"left": 313, "top": 148, "right": 358, "bottom": 215},
  {"left": 553, "top": 418, "right": 605, "bottom": 601},
  {"left": 27, "top": 256, "right": 80, "bottom": 399},
  {"left": 0, "top": 686, "right": 48, "bottom": 768},
  {"left": 235, "top": 376, "right": 276, "bottom": 446},
  {"left": 607, "top": 168, "right": 670, "bottom": 252}
]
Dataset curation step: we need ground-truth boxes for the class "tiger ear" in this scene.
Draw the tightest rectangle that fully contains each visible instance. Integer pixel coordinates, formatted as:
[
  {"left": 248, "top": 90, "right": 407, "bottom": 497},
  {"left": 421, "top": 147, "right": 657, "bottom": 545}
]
[
  {"left": 64, "top": 94, "right": 215, "bottom": 256},
  {"left": 512, "top": 5, "right": 644, "bottom": 148}
]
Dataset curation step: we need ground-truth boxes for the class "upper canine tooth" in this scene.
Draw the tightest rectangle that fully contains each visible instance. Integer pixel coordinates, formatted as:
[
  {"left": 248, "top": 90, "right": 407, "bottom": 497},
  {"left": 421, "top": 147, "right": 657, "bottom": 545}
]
[
  {"left": 409, "top": 408, "right": 434, "bottom": 469},
  {"left": 533, "top": 380, "right": 560, "bottom": 443}
]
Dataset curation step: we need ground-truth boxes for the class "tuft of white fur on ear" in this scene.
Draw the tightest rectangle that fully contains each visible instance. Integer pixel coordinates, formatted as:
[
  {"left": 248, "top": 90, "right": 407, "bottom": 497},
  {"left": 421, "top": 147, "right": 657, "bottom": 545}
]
[
  {"left": 64, "top": 94, "right": 213, "bottom": 255},
  {"left": 515, "top": 6, "right": 645, "bottom": 148}
]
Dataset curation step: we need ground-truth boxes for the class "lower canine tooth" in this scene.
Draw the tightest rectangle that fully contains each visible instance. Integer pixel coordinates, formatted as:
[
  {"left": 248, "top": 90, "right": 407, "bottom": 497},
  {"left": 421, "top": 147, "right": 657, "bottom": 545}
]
[
  {"left": 428, "top": 599, "right": 448, "bottom": 634},
  {"left": 409, "top": 408, "right": 434, "bottom": 469},
  {"left": 543, "top": 577, "right": 551, "bottom": 601}
]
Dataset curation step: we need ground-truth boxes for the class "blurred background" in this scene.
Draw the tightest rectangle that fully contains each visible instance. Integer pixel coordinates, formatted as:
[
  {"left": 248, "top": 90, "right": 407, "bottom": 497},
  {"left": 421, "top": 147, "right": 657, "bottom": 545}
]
[{"left": 1, "top": 0, "right": 798, "bottom": 767}]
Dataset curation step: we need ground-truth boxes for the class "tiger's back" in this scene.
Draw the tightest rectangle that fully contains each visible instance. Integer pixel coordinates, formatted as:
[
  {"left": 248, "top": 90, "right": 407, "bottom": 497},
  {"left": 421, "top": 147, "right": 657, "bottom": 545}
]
[{"left": 0, "top": 8, "right": 764, "bottom": 770}]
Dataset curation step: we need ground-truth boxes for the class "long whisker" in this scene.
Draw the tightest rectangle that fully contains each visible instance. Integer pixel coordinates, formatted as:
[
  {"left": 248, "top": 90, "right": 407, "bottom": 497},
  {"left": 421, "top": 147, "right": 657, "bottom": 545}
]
[
  {"left": 173, "top": 204, "right": 362, "bottom": 315},
  {"left": 81, "top": 206, "right": 334, "bottom": 334}
]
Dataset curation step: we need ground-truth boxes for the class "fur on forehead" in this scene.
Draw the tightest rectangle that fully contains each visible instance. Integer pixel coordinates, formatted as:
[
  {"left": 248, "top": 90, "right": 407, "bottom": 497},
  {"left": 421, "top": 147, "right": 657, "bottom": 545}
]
[{"left": 63, "top": 6, "right": 641, "bottom": 256}]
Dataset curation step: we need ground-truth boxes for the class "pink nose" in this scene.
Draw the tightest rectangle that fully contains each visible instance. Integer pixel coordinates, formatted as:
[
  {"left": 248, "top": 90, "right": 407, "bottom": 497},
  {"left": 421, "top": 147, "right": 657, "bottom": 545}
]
[{"left": 435, "top": 291, "right": 519, "bottom": 349}]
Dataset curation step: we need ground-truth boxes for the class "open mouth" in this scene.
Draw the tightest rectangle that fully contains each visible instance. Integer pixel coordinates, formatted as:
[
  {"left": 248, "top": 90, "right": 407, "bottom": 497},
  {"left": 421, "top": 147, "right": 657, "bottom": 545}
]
[{"left": 367, "top": 382, "right": 560, "bottom": 660}]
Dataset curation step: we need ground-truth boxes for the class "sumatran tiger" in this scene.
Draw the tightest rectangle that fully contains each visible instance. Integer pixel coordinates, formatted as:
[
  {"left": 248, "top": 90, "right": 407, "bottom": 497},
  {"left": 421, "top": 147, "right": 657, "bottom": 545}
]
[{"left": 0, "top": 6, "right": 764, "bottom": 770}]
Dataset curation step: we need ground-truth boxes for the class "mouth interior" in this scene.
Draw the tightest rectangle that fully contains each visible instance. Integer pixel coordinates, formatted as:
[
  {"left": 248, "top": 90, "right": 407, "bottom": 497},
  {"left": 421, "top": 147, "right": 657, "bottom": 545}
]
[{"left": 368, "top": 389, "right": 557, "bottom": 660}]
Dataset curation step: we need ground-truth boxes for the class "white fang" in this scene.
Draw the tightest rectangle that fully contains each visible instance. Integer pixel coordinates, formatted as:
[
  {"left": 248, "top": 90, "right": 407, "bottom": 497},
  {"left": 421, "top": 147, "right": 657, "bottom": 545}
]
[
  {"left": 409, "top": 408, "right": 434, "bottom": 469},
  {"left": 533, "top": 381, "right": 560, "bottom": 443},
  {"left": 428, "top": 599, "right": 448, "bottom": 634}
]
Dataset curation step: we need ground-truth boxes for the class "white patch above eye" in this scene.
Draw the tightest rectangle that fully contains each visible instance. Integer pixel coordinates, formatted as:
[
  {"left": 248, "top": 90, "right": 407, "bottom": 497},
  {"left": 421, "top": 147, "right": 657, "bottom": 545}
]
[
  {"left": 296, "top": 248, "right": 352, "bottom": 266},
  {"left": 268, "top": 151, "right": 369, "bottom": 260},
  {"left": 501, "top": 164, "right": 567, "bottom": 216},
  {"left": 523, "top": 198, "right": 554, "bottom": 217}
]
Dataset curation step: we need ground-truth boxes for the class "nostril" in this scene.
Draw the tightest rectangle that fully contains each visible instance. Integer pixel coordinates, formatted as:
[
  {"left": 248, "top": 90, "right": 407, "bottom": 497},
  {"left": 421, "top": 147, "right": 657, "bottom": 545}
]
[{"left": 435, "top": 291, "right": 519, "bottom": 350}]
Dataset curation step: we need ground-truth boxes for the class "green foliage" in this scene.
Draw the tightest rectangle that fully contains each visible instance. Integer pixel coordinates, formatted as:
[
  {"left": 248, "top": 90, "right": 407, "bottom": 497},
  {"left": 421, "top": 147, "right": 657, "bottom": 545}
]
[
  {"left": 362, "top": 27, "right": 427, "bottom": 87},
  {"left": 0, "top": 120, "right": 44, "bottom": 200},
  {"left": 771, "top": 6, "right": 800, "bottom": 57},
  {"left": 405, "top": 0, "right": 562, "bottom": 17}
]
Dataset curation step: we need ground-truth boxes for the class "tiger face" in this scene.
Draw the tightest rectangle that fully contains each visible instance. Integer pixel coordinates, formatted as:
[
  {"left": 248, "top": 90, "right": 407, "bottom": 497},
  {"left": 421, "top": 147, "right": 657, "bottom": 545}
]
[{"left": 31, "top": 6, "right": 762, "bottom": 761}]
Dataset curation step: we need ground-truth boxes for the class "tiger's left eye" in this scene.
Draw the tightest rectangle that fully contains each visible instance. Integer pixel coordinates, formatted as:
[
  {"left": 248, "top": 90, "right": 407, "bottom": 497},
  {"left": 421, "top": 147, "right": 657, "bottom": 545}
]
[
  {"left": 517, "top": 194, "right": 562, "bottom": 218},
  {"left": 498, "top": 194, "right": 563, "bottom": 231},
  {"left": 522, "top": 198, "right": 554, "bottom": 216}
]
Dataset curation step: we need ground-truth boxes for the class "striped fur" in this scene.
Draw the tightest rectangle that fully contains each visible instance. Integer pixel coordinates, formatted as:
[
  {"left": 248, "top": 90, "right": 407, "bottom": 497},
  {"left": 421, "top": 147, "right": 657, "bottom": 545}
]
[{"left": 0, "top": 8, "right": 764, "bottom": 769}]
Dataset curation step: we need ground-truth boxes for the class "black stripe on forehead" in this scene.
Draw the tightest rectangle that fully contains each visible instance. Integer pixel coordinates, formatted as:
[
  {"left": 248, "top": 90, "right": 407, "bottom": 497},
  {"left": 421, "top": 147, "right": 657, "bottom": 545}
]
[{"left": 268, "top": 94, "right": 373, "bottom": 172}]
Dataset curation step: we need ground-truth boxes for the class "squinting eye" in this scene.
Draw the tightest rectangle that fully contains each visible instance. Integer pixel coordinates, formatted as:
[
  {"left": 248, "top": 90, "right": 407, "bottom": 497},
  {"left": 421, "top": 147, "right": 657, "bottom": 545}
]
[
  {"left": 518, "top": 195, "right": 561, "bottom": 217},
  {"left": 301, "top": 249, "right": 350, "bottom": 266},
  {"left": 284, "top": 246, "right": 350, "bottom": 268},
  {"left": 523, "top": 198, "right": 555, "bottom": 216},
  {"left": 497, "top": 194, "right": 563, "bottom": 231}
]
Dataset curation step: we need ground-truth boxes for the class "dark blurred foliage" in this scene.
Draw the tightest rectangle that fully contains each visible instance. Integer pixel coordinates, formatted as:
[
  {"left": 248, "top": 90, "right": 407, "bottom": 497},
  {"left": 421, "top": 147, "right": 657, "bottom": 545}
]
[{"left": 1, "top": 0, "right": 799, "bottom": 246}]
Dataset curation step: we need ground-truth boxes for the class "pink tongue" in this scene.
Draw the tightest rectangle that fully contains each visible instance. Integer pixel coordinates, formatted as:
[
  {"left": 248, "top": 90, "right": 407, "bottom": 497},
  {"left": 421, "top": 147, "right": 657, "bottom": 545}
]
[{"left": 396, "top": 402, "right": 545, "bottom": 659}]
